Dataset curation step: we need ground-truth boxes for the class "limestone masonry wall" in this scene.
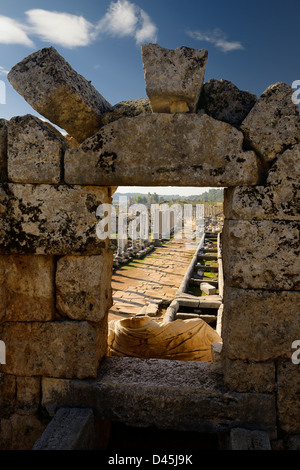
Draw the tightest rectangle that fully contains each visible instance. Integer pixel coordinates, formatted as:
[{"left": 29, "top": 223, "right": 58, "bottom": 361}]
[{"left": 0, "top": 43, "right": 299, "bottom": 449}]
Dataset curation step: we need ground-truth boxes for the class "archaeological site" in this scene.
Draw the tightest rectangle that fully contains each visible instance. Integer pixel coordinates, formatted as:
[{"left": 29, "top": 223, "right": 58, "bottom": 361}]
[{"left": 0, "top": 43, "right": 299, "bottom": 451}]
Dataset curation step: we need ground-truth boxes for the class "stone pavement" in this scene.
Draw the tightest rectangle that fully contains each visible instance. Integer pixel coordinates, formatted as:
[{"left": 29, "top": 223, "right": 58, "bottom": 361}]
[{"left": 108, "top": 238, "right": 196, "bottom": 322}]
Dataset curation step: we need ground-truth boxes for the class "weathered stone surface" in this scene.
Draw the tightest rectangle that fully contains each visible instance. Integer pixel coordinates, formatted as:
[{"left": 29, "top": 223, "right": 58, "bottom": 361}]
[
  {"left": 0, "top": 255, "right": 55, "bottom": 322},
  {"left": 222, "top": 288, "right": 300, "bottom": 361},
  {"left": 224, "top": 144, "right": 300, "bottom": 220},
  {"left": 0, "top": 119, "right": 7, "bottom": 181},
  {"left": 98, "top": 98, "right": 151, "bottom": 127},
  {"left": 56, "top": 253, "right": 113, "bottom": 322},
  {"left": 241, "top": 82, "right": 300, "bottom": 162},
  {"left": 200, "top": 282, "right": 216, "bottom": 295},
  {"left": 0, "top": 373, "right": 16, "bottom": 414},
  {"left": 198, "top": 79, "right": 257, "bottom": 128},
  {"left": 0, "top": 412, "right": 46, "bottom": 450},
  {"left": 7, "top": 114, "right": 69, "bottom": 184},
  {"left": 0, "top": 319, "right": 107, "bottom": 379},
  {"left": 65, "top": 113, "right": 262, "bottom": 187},
  {"left": 222, "top": 358, "right": 275, "bottom": 393},
  {"left": 142, "top": 44, "right": 208, "bottom": 113},
  {"left": 224, "top": 184, "right": 300, "bottom": 221},
  {"left": 7, "top": 47, "right": 112, "bottom": 143},
  {"left": 267, "top": 143, "right": 300, "bottom": 186},
  {"left": 222, "top": 219, "right": 300, "bottom": 290},
  {"left": 229, "top": 428, "right": 271, "bottom": 450},
  {"left": 16, "top": 376, "right": 41, "bottom": 409},
  {"left": 277, "top": 361, "right": 300, "bottom": 434},
  {"left": 41, "top": 357, "right": 277, "bottom": 438},
  {"left": 33, "top": 407, "right": 95, "bottom": 450},
  {"left": 0, "top": 183, "right": 110, "bottom": 255}
]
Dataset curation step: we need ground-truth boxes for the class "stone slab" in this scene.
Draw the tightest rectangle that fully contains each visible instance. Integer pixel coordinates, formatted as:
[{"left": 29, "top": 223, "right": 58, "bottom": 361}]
[
  {"left": 0, "top": 183, "right": 110, "bottom": 255},
  {"left": 222, "top": 287, "right": 300, "bottom": 362},
  {"left": 41, "top": 356, "right": 277, "bottom": 438},
  {"left": 7, "top": 47, "right": 112, "bottom": 143},
  {"left": 7, "top": 114, "right": 69, "bottom": 184},
  {"left": 222, "top": 219, "right": 300, "bottom": 290},
  {"left": 241, "top": 82, "right": 300, "bottom": 162},
  {"left": 142, "top": 44, "right": 208, "bottom": 113},
  {"left": 0, "top": 254, "right": 55, "bottom": 322},
  {"left": 56, "top": 253, "right": 113, "bottom": 321},
  {"left": 64, "top": 113, "right": 262, "bottom": 187}
]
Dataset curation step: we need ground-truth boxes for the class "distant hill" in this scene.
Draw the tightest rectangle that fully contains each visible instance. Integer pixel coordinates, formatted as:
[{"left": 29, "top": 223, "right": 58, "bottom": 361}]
[{"left": 113, "top": 188, "right": 224, "bottom": 204}]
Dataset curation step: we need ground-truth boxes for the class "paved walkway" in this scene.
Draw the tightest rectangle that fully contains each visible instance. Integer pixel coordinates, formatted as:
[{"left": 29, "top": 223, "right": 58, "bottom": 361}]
[{"left": 108, "top": 238, "right": 196, "bottom": 322}]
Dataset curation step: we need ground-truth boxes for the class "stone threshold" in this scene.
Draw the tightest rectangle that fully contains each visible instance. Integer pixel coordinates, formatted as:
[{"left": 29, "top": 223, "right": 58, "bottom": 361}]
[{"left": 42, "top": 356, "right": 277, "bottom": 439}]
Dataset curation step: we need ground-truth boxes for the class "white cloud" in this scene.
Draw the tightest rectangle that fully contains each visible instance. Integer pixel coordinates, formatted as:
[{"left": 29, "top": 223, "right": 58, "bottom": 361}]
[
  {"left": 187, "top": 28, "right": 243, "bottom": 53},
  {"left": 0, "top": 2, "right": 158, "bottom": 49},
  {"left": 97, "top": 0, "right": 157, "bottom": 44},
  {"left": 135, "top": 9, "right": 158, "bottom": 44},
  {"left": 0, "top": 15, "right": 34, "bottom": 47},
  {"left": 98, "top": 0, "right": 138, "bottom": 37},
  {"left": 25, "top": 9, "right": 97, "bottom": 48},
  {"left": 0, "top": 66, "right": 9, "bottom": 76}
]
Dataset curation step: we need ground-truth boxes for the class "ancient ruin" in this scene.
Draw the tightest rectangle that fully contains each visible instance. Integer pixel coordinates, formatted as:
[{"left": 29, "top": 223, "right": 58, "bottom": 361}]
[{"left": 0, "top": 43, "right": 299, "bottom": 450}]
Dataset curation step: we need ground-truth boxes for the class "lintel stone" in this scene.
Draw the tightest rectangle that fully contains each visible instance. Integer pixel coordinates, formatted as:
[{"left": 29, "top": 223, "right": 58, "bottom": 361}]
[{"left": 65, "top": 113, "right": 262, "bottom": 187}]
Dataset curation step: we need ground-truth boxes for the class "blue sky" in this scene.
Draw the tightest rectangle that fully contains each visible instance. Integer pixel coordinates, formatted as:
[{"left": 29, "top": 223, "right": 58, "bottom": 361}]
[{"left": 0, "top": 0, "right": 299, "bottom": 196}]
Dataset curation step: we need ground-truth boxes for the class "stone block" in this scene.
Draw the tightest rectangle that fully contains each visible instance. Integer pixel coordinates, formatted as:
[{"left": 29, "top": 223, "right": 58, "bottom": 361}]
[
  {"left": 241, "top": 82, "right": 300, "bottom": 162},
  {"left": 0, "top": 412, "right": 46, "bottom": 450},
  {"left": 0, "top": 119, "right": 7, "bottom": 181},
  {"left": 33, "top": 407, "right": 95, "bottom": 450},
  {"left": 0, "top": 319, "right": 107, "bottom": 379},
  {"left": 198, "top": 79, "right": 257, "bottom": 128},
  {"left": 0, "top": 373, "right": 16, "bottom": 413},
  {"left": 0, "top": 255, "right": 55, "bottom": 322},
  {"left": 56, "top": 252, "right": 113, "bottom": 322},
  {"left": 7, "top": 47, "right": 112, "bottom": 143},
  {"left": 222, "top": 287, "right": 300, "bottom": 362},
  {"left": 224, "top": 143, "right": 300, "bottom": 221},
  {"left": 229, "top": 428, "right": 271, "bottom": 450},
  {"left": 142, "top": 44, "right": 208, "bottom": 113},
  {"left": 7, "top": 114, "right": 69, "bottom": 184},
  {"left": 222, "top": 219, "right": 300, "bottom": 290},
  {"left": 277, "top": 360, "right": 300, "bottom": 434},
  {"left": 0, "top": 183, "right": 110, "bottom": 255},
  {"left": 224, "top": 184, "right": 300, "bottom": 221},
  {"left": 200, "top": 282, "right": 216, "bottom": 295},
  {"left": 16, "top": 376, "right": 41, "bottom": 409},
  {"left": 222, "top": 358, "right": 275, "bottom": 393},
  {"left": 267, "top": 143, "right": 300, "bottom": 186},
  {"left": 65, "top": 113, "right": 262, "bottom": 187},
  {"left": 98, "top": 98, "right": 151, "bottom": 127}
]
